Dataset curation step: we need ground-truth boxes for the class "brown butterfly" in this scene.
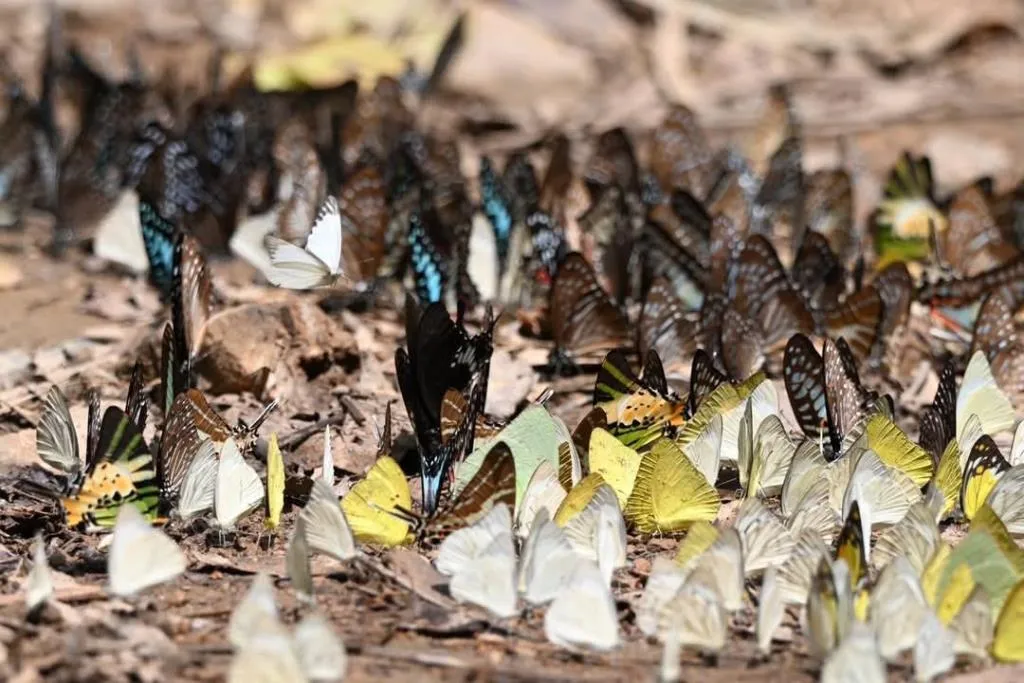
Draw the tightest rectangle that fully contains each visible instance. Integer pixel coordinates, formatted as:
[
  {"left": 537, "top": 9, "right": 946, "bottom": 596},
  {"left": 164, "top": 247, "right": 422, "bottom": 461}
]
[{"left": 548, "top": 252, "right": 631, "bottom": 358}]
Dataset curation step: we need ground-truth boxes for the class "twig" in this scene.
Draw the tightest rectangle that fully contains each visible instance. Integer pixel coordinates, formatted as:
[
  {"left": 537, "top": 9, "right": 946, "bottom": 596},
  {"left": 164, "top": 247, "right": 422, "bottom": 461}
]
[
  {"left": 277, "top": 411, "right": 348, "bottom": 451},
  {"left": 337, "top": 394, "right": 366, "bottom": 426},
  {"left": 351, "top": 644, "right": 472, "bottom": 670}
]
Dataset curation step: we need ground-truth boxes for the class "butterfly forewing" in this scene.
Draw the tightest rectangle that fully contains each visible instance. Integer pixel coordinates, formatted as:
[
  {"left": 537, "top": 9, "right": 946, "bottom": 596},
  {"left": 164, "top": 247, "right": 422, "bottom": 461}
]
[
  {"left": 441, "top": 442, "right": 516, "bottom": 528},
  {"left": 783, "top": 334, "right": 828, "bottom": 440},
  {"left": 548, "top": 252, "right": 631, "bottom": 356},
  {"left": 158, "top": 393, "right": 203, "bottom": 501}
]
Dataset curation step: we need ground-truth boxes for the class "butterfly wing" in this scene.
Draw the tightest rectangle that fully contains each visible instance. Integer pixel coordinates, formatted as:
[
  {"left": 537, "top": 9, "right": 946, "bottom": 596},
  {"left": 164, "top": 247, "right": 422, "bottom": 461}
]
[
  {"left": 36, "top": 386, "right": 81, "bottom": 486},
  {"left": 265, "top": 234, "right": 334, "bottom": 289}
]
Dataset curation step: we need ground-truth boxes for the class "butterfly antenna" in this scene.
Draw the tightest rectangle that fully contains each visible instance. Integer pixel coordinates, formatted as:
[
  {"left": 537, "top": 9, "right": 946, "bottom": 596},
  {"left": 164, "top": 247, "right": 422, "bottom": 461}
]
[{"left": 245, "top": 399, "right": 279, "bottom": 436}]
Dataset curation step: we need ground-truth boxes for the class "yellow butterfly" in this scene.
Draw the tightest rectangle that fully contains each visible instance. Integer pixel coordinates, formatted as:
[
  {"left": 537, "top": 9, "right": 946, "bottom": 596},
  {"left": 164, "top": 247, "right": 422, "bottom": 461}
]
[
  {"left": 624, "top": 438, "right": 720, "bottom": 533},
  {"left": 340, "top": 456, "right": 412, "bottom": 546},
  {"left": 934, "top": 505, "right": 1024, "bottom": 619},
  {"left": 673, "top": 520, "right": 718, "bottom": 569},
  {"left": 264, "top": 433, "right": 284, "bottom": 531},
  {"left": 553, "top": 472, "right": 606, "bottom": 527},
  {"left": 960, "top": 435, "right": 1010, "bottom": 521},
  {"left": 865, "top": 414, "right": 933, "bottom": 487},
  {"left": 992, "top": 578, "right": 1024, "bottom": 662},
  {"left": 587, "top": 428, "right": 642, "bottom": 508}
]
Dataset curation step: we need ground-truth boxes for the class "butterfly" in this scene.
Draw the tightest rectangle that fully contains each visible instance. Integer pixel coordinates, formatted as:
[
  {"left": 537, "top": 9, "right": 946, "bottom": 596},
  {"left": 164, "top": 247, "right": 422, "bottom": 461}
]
[
  {"left": 396, "top": 298, "right": 494, "bottom": 513},
  {"left": 299, "top": 479, "right": 356, "bottom": 562},
  {"left": 172, "top": 231, "right": 214, "bottom": 362},
  {"left": 992, "top": 578, "right": 1024, "bottom": 662},
  {"left": 548, "top": 252, "right": 631, "bottom": 359},
  {"left": 971, "top": 286, "right": 1024, "bottom": 408},
  {"left": 752, "top": 135, "right": 805, "bottom": 241},
  {"left": 407, "top": 200, "right": 449, "bottom": 304},
  {"left": 35, "top": 386, "right": 87, "bottom": 494},
  {"left": 648, "top": 104, "right": 716, "bottom": 200},
  {"left": 215, "top": 437, "right": 265, "bottom": 529},
  {"left": 56, "top": 50, "right": 163, "bottom": 249},
  {"left": 938, "top": 183, "right": 1019, "bottom": 278},
  {"left": 156, "top": 392, "right": 203, "bottom": 506},
  {"left": 266, "top": 196, "right": 345, "bottom": 289},
  {"left": 341, "top": 455, "right": 414, "bottom": 546},
  {"left": 960, "top": 435, "right": 1011, "bottom": 521},
  {"left": 593, "top": 350, "right": 687, "bottom": 450},
  {"left": 721, "top": 235, "right": 815, "bottom": 375},
  {"left": 478, "top": 155, "right": 514, "bottom": 270},
  {"left": 804, "top": 169, "right": 855, "bottom": 266},
  {"left": 339, "top": 161, "right": 390, "bottom": 287},
  {"left": 62, "top": 407, "right": 161, "bottom": 532},
  {"left": 545, "top": 559, "right": 621, "bottom": 651},
  {"left": 623, "top": 438, "right": 720, "bottom": 533},
  {"left": 107, "top": 504, "right": 186, "bottom": 597},
  {"left": 874, "top": 152, "right": 947, "bottom": 268},
  {"left": 264, "top": 433, "right": 285, "bottom": 531},
  {"left": 783, "top": 335, "right": 880, "bottom": 459},
  {"left": 185, "top": 388, "right": 277, "bottom": 454},
  {"left": 918, "top": 253, "right": 1024, "bottom": 308}
]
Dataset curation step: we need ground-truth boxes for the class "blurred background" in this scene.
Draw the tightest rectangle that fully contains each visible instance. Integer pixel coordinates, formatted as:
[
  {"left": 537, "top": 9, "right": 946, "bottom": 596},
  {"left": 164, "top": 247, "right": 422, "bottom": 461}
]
[{"left": 1, "top": 0, "right": 1022, "bottom": 201}]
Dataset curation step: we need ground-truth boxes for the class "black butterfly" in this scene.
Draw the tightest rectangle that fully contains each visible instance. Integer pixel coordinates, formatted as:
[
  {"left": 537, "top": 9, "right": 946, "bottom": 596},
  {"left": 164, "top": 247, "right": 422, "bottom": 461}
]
[
  {"left": 685, "top": 349, "right": 727, "bottom": 419},
  {"left": 783, "top": 334, "right": 879, "bottom": 458},
  {"left": 395, "top": 296, "right": 495, "bottom": 513},
  {"left": 918, "top": 357, "right": 957, "bottom": 463},
  {"left": 479, "top": 156, "right": 513, "bottom": 269},
  {"left": 56, "top": 48, "right": 161, "bottom": 249}
]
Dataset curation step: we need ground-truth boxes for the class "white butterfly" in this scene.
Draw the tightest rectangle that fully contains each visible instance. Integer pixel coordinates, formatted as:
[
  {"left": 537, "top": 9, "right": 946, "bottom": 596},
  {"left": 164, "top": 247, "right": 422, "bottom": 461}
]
[
  {"left": 437, "top": 504, "right": 519, "bottom": 618},
  {"left": 957, "top": 351, "right": 1015, "bottom": 441},
  {"left": 35, "top": 386, "right": 82, "bottom": 487},
  {"left": 321, "top": 425, "right": 335, "bottom": 486},
  {"left": 658, "top": 578, "right": 728, "bottom": 654},
  {"left": 872, "top": 502, "right": 939, "bottom": 574},
  {"left": 266, "top": 197, "right": 344, "bottom": 290},
  {"left": 93, "top": 190, "right": 148, "bottom": 274},
  {"left": 821, "top": 622, "right": 886, "bottom": 683},
  {"left": 107, "top": 505, "right": 186, "bottom": 597},
  {"left": 229, "top": 573, "right": 280, "bottom": 651},
  {"left": 870, "top": 556, "right": 927, "bottom": 660},
  {"left": 177, "top": 440, "right": 219, "bottom": 521},
  {"left": 25, "top": 533, "right": 53, "bottom": 612},
  {"left": 287, "top": 517, "right": 314, "bottom": 603},
  {"left": 561, "top": 483, "right": 626, "bottom": 586},
  {"left": 544, "top": 560, "right": 619, "bottom": 651},
  {"left": 914, "top": 611, "right": 955, "bottom": 682},
  {"left": 514, "top": 461, "right": 566, "bottom": 540},
  {"left": 448, "top": 534, "right": 518, "bottom": 619},
  {"left": 757, "top": 566, "right": 784, "bottom": 654},
  {"left": 636, "top": 557, "right": 688, "bottom": 637},
  {"left": 517, "top": 510, "right": 583, "bottom": 606},
  {"left": 215, "top": 438, "right": 265, "bottom": 528},
  {"left": 300, "top": 480, "right": 356, "bottom": 562},
  {"left": 293, "top": 612, "right": 347, "bottom": 682},
  {"left": 734, "top": 498, "right": 794, "bottom": 576}
]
